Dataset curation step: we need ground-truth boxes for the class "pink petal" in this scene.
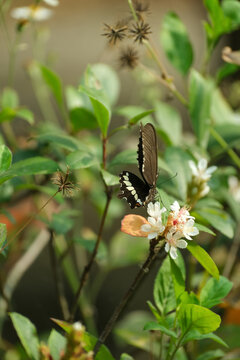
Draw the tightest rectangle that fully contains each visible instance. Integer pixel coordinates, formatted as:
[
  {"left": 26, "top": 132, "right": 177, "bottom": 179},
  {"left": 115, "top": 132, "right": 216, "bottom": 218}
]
[{"left": 121, "top": 215, "right": 149, "bottom": 237}]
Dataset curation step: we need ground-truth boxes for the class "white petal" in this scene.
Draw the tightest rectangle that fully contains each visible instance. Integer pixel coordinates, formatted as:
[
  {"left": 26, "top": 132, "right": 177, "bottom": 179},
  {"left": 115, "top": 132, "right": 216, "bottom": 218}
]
[
  {"left": 148, "top": 217, "right": 156, "bottom": 226},
  {"left": 43, "top": 0, "right": 59, "bottom": 6},
  {"left": 200, "top": 185, "right": 210, "bottom": 197},
  {"left": 188, "top": 160, "right": 198, "bottom": 176},
  {"left": 173, "top": 231, "right": 183, "bottom": 241},
  {"left": 185, "top": 234, "right": 193, "bottom": 240},
  {"left": 228, "top": 176, "right": 238, "bottom": 189},
  {"left": 141, "top": 224, "right": 151, "bottom": 232},
  {"left": 198, "top": 158, "right": 208, "bottom": 171},
  {"left": 33, "top": 7, "right": 53, "bottom": 21},
  {"left": 177, "top": 240, "right": 188, "bottom": 249},
  {"left": 170, "top": 246, "right": 178, "bottom": 259},
  {"left": 206, "top": 165, "right": 217, "bottom": 175},
  {"left": 165, "top": 242, "right": 170, "bottom": 252},
  {"left": 11, "top": 7, "right": 31, "bottom": 19},
  {"left": 148, "top": 232, "right": 158, "bottom": 240},
  {"left": 170, "top": 201, "right": 180, "bottom": 213}
]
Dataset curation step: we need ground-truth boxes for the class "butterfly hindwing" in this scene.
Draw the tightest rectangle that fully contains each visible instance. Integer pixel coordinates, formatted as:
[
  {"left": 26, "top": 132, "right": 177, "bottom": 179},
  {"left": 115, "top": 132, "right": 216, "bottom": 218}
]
[{"left": 118, "top": 171, "right": 150, "bottom": 209}]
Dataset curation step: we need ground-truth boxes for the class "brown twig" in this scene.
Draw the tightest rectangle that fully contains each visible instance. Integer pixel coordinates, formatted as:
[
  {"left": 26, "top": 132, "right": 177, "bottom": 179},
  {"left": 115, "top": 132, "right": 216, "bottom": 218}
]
[
  {"left": 69, "top": 186, "right": 112, "bottom": 321},
  {"left": 94, "top": 238, "right": 166, "bottom": 355}
]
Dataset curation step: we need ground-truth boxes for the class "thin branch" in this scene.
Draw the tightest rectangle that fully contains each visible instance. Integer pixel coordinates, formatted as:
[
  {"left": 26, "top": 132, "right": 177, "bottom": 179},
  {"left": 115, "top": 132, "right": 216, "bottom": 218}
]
[
  {"left": 48, "top": 230, "right": 70, "bottom": 320},
  {"left": 94, "top": 238, "right": 166, "bottom": 355},
  {"left": 69, "top": 187, "right": 112, "bottom": 321}
]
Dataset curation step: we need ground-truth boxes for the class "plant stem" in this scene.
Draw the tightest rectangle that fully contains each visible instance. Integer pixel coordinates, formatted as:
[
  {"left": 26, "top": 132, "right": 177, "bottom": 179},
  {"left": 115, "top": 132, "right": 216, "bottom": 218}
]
[
  {"left": 102, "top": 136, "right": 107, "bottom": 170},
  {"left": 128, "top": 0, "right": 138, "bottom": 22},
  {"left": 68, "top": 187, "right": 112, "bottom": 321},
  {"left": 94, "top": 239, "right": 165, "bottom": 355},
  {"left": 168, "top": 330, "right": 187, "bottom": 360},
  {"left": 210, "top": 127, "right": 240, "bottom": 170},
  {"left": 0, "top": 190, "right": 60, "bottom": 254}
]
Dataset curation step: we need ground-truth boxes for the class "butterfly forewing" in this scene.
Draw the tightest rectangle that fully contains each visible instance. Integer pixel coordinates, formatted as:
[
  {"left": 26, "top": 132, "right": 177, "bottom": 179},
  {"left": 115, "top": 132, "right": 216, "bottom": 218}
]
[
  {"left": 138, "top": 123, "right": 158, "bottom": 186},
  {"left": 118, "top": 171, "right": 150, "bottom": 209}
]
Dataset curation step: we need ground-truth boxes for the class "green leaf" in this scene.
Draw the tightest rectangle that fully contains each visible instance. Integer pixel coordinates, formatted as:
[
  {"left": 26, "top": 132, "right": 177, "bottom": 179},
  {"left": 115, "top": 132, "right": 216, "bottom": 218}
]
[
  {"left": 178, "top": 304, "right": 221, "bottom": 334},
  {"left": 195, "top": 223, "right": 215, "bottom": 236},
  {"left": 0, "top": 223, "right": 7, "bottom": 250},
  {"left": 49, "top": 210, "right": 78, "bottom": 235},
  {"left": 196, "top": 349, "right": 225, "bottom": 360},
  {"left": 189, "top": 70, "right": 214, "bottom": 147},
  {"left": 154, "top": 256, "right": 176, "bottom": 315},
  {"left": 40, "top": 65, "right": 63, "bottom": 106},
  {"left": 66, "top": 150, "right": 98, "bottom": 169},
  {"left": 164, "top": 147, "right": 192, "bottom": 201},
  {"left": 116, "top": 105, "right": 154, "bottom": 124},
  {"left": 120, "top": 354, "right": 134, "bottom": 360},
  {"left": 196, "top": 207, "right": 234, "bottom": 238},
  {"left": 90, "top": 63, "right": 120, "bottom": 106},
  {"left": 144, "top": 321, "right": 178, "bottom": 338},
  {"left": 1, "top": 88, "right": 19, "bottom": 108},
  {"left": 109, "top": 149, "right": 137, "bottom": 168},
  {"left": 0, "top": 108, "right": 16, "bottom": 123},
  {"left": 101, "top": 169, "right": 119, "bottom": 186},
  {"left": 170, "top": 255, "right": 185, "bottom": 302},
  {"left": 80, "top": 85, "right": 111, "bottom": 137},
  {"left": 182, "top": 330, "right": 228, "bottom": 347},
  {"left": 155, "top": 101, "right": 182, "bottom": 145},
  {"left": 0, "top": 157, "right": 58, "bottom": 184},
  {"left": 0, "top": 144, "right": 12, "bottom": 172},
  {"left": 200, "top": 276, "right": 233, "bottom": 308},
  {"left": 180, "top": 291, "right": 199, "bottom": 305},
  {"left": 9, "top": 312, "right": 40, "bottom": 360},
  {"left": 36, "top": 132, "right": 83, "bottom": 151},
  {"left": 69, "top": 107, "right": 98, "bottom": 131},
  {"left": 48, "top": 329, "right": 66, "bottom": 360},
  {"left": 83, "top": 331, "right": 114, "bottom": 360},
  {"left": 146, "top": 301, "right": 161, "bottom": 322},
  {"left": 222, "top": 0, "right": 240, "bottom": 27},
  {"left": 16, "top": 108, "right": 34, "bottom": 124},
  {"left": 160, "top": 12, "right": 193, "bottom": 74},
  {"left": 187, "top": 241, "right": 219, "bottom": 279},
  {"left": 216, "top": 63, "right": 239, "bottom": 84}
]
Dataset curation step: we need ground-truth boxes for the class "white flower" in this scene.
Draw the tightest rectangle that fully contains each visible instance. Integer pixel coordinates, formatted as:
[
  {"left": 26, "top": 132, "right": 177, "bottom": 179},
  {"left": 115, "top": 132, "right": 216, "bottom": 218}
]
[
  {"left": 73, "top": 322, "right": 84, "bottom": 331},
  {"left": 228, "top": 176, "right": 240, "bottom": 202},
  {"left": 11, "top": 5, "right": 53, "bottom": 21},
  {"left": 165, "top": 230, "right": 188, "bottom": 259},
  {"left": 170, "top": 201, "right": 193, "bottom": 222},
  {"left": 147, "top": 202, "right": 166, "bottom": 219},
  {"left": 189, "top": 158, "right": 217, "bottom": 182},
  {"left": 43, "top": 0, "right": 59, "bottom": 6},
  {"left": 182, "top": 219, "right": 199, "bottom": 240},
  {"left": 141, "top": 216, "right": 165, "bottom": 240}
]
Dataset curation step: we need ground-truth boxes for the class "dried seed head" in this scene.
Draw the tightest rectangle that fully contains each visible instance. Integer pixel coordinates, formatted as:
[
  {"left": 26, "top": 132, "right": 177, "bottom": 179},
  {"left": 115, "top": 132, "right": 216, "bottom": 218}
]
[
  {"left": 119, "top": 46, "right": 139, "bottom": 69},
  {"left": 130, "top": 21, "right": 151, "bottom": 44},
  {"left": 133, "top": 0, "right": 150, "bottom": 21},
  {"left": 51, "top": 167, "right": 77, "bottom": 197},
  {"left": 102, "top": 21, "right": 128, "bottom": 45}
]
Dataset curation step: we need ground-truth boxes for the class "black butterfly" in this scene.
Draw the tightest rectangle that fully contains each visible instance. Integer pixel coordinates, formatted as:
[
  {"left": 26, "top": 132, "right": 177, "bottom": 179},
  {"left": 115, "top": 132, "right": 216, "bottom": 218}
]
[{"left": 118, "top": 123, "right": 158, "bottom": 209}]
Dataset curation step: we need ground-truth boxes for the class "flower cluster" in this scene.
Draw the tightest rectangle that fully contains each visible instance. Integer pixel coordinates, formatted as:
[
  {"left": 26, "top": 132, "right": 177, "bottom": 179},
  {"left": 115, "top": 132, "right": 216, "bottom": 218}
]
[
  {"left": 121, "top": 201, "right": 199, "bottom": 260},
  {"left": 11, "top": 0, "right": 58, "bottom": 24},
  {"left": 187, "top": 158, "right": 217, "bottom": 202}
]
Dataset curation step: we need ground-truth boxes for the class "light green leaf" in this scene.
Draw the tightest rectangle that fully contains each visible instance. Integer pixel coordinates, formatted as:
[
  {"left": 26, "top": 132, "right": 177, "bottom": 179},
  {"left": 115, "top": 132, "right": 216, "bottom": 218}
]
[
  {"left": 36, "top": 132, "right": 83, "bottom": 151},
  {"left": 9, "top": 312, "right": 40, "bottom": 360},
  {"left": 144, "top": 321, "right": 178, "bottom": 338},
  {"left": 101, "top": 169, "right": 119, "bottom": 186},
  {"left": 80, "top": 85, "right": 111, "bottom": 137},
  {"left": 197, "top": 349, "right": 225, "bottom": 360},
  {"left": 196, "top": 207, "right": 234, "bottom": 238},
  {"left": 116, "top": 105, "right": 154, "bottom": 124},
  {"left": 0, "top": 223, "right": 7, "bottom": 250},
  {"left": 0, "top": 157, "right": 58, "bottom": 184},
  {"left": 178, "top": 304, "right": 221, "bottom": 334},
  {"left": 160, "top": 12, "right": 193, "bottom": 74},
  {"left": 1, "top": 88, "right": 19, "bottom": 108},
  {"left": 69, "top": 107, "right": 98, "bottom": 131},
  {"left": 182, "top": 330, "right": 228, "bottom": 347},
  {"left": 16, "top": 108, "right": 34, "bottom": 124},
  {"left": 222, "top": 0, "right": 240, "bottom": 27},
  {"left": 0, "top": 108, "right": 16, "bottom": 123},
  {"left": 91, "top": 63, "right": 120, "bottom": 106},
  {"left": 48, "top": 329, "right": 66, "bottom": 360},
  {"left": 0, "top": 144, "right": 12, "bottom": 172},
  {"left": 164, "top": 147, "right": 192, "bottom": 201},
  {"left": 187, "top": 241, "right": 219, "bottom": 279},
  {"left": 154, "top": 256, "right": 176, "bottom": 315},
  {"left": 109, "top": 149, "right": 137, "bottom": 168},
  {"left": 189, "top": 70, "right": 214, "bottom": 147},
  {"left": 66, "top": 150, "right": 98, "bottom": 169},
  {"left": 146, "top": 301, "right": 161, "bottom": 322},
  {"left": 195, "top": 223, "right": 216, "bottom": 236},
  {"left": 120, "top": 354, "right": 134, "bottom": 360},
  {"left": 155, "top": 101, "right": 182, "bottom": 145},
  {"left": 200, "top": 276, "right": 233, "bottom": 308},
  {"left": 83, "top": 331, "right": 114, "bottom": 360},
  {"left": 180, "top": 291, "right": 199, "bottom": 305},
  {"left": 40, "top": 65, "right": 63, "bottom": 105}
]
